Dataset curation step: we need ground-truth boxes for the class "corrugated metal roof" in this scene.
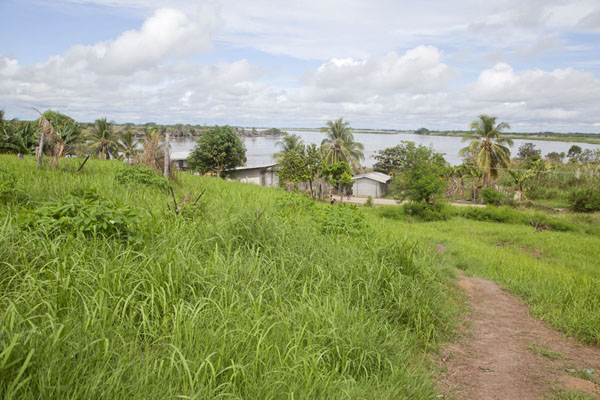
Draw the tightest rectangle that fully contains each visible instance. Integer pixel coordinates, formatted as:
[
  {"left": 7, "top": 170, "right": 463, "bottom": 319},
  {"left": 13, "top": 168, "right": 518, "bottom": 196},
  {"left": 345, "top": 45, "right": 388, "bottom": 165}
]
[{"left": 352, "top": 172, "right": 392, "bottom": 183}]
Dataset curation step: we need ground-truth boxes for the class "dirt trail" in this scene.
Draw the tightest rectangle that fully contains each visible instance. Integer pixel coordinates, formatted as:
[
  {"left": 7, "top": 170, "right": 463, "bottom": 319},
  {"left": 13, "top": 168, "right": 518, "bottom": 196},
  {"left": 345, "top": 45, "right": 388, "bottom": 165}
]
[{"left": 438, "top": 269, "right": 600, "bottom": 399}]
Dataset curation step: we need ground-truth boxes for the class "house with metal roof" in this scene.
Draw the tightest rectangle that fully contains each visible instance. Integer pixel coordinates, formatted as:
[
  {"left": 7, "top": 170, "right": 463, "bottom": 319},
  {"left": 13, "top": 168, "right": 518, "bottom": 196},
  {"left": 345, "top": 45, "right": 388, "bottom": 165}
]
[
  {"left": 227, "top": 164, "right": 279, "bottom": 187},
  {"left": 352, "top": 172, "right": 392, "bottom": 197}
]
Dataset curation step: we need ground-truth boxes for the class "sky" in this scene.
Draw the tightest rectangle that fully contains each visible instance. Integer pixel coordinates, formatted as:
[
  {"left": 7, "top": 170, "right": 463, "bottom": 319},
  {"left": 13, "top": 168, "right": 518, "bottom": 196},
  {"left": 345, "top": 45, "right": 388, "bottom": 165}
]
[{"left": 1, "top": 0, "right": 600, "bottom": 132}]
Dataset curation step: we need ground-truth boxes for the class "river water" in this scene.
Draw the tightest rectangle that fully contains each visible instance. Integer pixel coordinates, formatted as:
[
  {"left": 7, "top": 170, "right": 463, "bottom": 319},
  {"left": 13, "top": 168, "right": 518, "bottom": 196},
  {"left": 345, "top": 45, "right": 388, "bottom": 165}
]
[{"left": 170, "top": 130, "right": 600, "bottom": 167}]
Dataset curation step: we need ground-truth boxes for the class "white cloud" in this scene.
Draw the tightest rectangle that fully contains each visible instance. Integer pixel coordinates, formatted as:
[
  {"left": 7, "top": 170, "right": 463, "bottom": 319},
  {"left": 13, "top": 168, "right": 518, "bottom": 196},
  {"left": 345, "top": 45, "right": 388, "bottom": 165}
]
[{"left": 301, "top": 46, "right": 455, "bottom": 102}]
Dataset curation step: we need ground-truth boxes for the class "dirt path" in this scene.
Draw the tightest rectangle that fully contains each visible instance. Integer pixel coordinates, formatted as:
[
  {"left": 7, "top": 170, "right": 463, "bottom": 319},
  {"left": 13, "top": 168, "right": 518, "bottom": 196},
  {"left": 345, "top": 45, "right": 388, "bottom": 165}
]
[{"left": 437, "top": 270, "right": 600, "bottom": 399}]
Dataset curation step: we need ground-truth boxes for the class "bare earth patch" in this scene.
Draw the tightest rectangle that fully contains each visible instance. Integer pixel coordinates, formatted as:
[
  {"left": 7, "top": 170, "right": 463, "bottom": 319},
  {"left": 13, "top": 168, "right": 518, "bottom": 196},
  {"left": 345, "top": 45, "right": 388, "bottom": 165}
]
[{"left": 437, "top": 270, "right": 600, "bottom": 399}]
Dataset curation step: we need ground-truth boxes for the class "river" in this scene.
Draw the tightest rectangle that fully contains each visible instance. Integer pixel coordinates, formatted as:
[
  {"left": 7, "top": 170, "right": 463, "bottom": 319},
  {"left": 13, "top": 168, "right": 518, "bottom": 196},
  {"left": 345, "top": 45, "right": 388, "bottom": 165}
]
[{"left": 169, "top": 130, "right": 600, "bottom": 167}]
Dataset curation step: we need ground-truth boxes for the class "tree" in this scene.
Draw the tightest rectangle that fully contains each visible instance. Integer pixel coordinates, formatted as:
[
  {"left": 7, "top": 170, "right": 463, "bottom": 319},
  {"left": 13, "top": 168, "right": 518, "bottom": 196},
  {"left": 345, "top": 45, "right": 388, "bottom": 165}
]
[
  {"left": 373, "top": 141, "right": 445, "bottom": 175},
  {"left": 508, "top": 169, "right": 533, "bottom": 202},
  {"left": 567, "top": 145, "right": 582, "bottom": 161},
  {"left": 0, "top": 120, "right": 38, "bottom": 155},
  {"left": 187, "top": 126, "right": 246, "bottom": 177},
  {"left": 414, "top": 127, "right": 430, "bottom": 135},
  {"left": 320, "top": 161, "right": 354, "bottom": 201},
  {"left": 459, "top": 115, "right": 513, "bottom": 186},
  {"left": 546, "top": 152, "right": 565, "bottom": 164},
  {"left": 278, "top": 149, "right": 309, "bottom": 189},
  {"left": 119, "top": 129, "right": 139, "bottom": 164},
  {"left": 273, "top": 133, "right": 304, "bottom": 162},
  {"left": 320, "top": 118, "right": 364, "bottom": 172},
  {"left": 89, "top": 118, "right": 121, "bottom": 159},
  {"left": 39, "top": 110, "right": 83, "bottom": 167},
  {"left": 517, "top": 143, "right": 541, "bottom": 161},
  {"left": 393, "top": 147, "right": 448, "bottom": 206}
]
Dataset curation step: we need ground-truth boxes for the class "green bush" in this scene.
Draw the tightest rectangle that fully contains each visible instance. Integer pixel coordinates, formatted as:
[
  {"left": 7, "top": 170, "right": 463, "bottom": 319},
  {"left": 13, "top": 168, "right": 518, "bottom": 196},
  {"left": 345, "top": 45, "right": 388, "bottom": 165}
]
[
  {"left": 313, "top": 204, "right": 367, "bottom": 235},
  {"left": 529, "top": 212, "right": 576, "bottom": 232},
  {"left": 570, "top": 188, "right": 600, "bottom": 212},
  {"left": 20, "top": 189, "right": 137, "bottom": 239},
  {"left": 460, "top": 206, "right": 529, "bottom": 224},
  {"left": 481, "top": 187, "right": 507, "bottom": 206},
  {"left": 402, "top": 201, "right": 451, "bottom": 221},
  {"left": 377, "top": 205, "right": 405, "bottom": 220},
  {"left": 365, "top": 195, "right": 374, "bottom": 207},
  {"left": 115, "top": 165, "right": 170, "bottom": 191}
]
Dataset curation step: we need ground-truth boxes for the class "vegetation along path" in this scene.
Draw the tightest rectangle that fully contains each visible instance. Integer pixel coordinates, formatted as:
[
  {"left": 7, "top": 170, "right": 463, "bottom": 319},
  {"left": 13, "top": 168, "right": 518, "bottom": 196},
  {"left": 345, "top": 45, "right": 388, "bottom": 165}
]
[{"left": 438, "top": 268, "right": 600, "bottom": 399}]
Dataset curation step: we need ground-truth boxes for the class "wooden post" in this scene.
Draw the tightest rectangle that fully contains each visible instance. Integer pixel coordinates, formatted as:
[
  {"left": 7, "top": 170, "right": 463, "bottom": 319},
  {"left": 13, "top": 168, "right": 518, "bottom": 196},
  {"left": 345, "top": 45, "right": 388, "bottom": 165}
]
[
  {"left": 37, "top": 130, "right": 45, "bottom": 168},
  {"left": 164, "top": 132, "right": 170, "bottom": 179}
]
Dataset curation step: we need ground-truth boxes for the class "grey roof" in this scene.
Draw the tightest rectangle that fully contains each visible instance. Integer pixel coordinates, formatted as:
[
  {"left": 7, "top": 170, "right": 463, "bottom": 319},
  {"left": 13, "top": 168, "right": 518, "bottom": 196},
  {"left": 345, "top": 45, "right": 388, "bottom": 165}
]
[
  {"left": 352, "top": 172, "right": 392, "bottom": 183},
  {"left": 170, "top": 151, "right": 190, "bottom": 161},
  {"left": 229, "top": 163, "right": 278, "bottom": 171}
]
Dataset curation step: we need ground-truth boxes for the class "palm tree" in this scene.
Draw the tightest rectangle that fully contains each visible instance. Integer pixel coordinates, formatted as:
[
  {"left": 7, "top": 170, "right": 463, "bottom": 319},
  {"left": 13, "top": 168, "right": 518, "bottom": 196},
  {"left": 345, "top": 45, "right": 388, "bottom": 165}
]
[
  {"left": 320, "top": 118, "right": 364, "bottom": 172},
  {"left": 89, "top": 118, "right": 121, "bottom": 159},
  {"left": 273, "top": 133, "right": 304, "bottom": 162},
  {"left": 119, "top": 129, "right": 139, "bottom": 164},
  {"left": 459, "top": 115, "right": 513, "bottom": 186},
  {"left": 508, "top": 169, "right": 533, "bottom": 202}
]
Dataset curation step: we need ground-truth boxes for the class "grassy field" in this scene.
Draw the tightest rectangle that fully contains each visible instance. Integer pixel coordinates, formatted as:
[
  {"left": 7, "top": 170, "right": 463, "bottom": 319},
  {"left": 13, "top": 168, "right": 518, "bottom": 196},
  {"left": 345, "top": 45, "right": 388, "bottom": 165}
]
[
  {"left": 369, "top": 205, "right": 600, "bottom": 345},
  {"left": 0, "top": 155, "right": 459, "bottom": 399}
]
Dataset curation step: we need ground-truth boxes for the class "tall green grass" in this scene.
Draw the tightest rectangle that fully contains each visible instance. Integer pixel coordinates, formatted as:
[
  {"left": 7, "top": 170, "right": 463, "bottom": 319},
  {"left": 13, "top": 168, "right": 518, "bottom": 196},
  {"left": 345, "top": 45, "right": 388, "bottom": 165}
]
[
  {"left": 365, "top": 208, "right": 600, "bottom": 345},
  {"left": 0, "top": 156, "right": 457, "bottom": 399}
]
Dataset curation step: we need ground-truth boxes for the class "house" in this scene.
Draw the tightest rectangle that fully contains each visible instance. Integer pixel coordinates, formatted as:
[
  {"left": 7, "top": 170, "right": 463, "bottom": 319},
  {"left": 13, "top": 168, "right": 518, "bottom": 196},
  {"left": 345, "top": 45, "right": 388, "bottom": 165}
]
[
  {"left": 352, "top": 172, "right": 392, "bottom": 197},
  {"left": 227, "top": 164, "right": 279, "bottom": 187},
  {"left": 171, "top": 151, "right": 189, "bottom": 170}
]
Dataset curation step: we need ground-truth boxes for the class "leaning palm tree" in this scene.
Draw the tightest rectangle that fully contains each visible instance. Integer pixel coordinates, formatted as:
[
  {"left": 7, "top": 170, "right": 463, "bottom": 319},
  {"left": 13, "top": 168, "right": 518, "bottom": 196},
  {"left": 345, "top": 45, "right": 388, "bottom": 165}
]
[
  {"left": 119, "top": 129, "right": 139, "bottom": 164},
  {"left": 459, "top": 115, "right": 513, "bottom": 186},
  {"left": 89, "top": 118, "right": 121, "bottom": 160},
  {"left": 320, "top": 118, "right": 364, "bottom": 172},
  {"left": 273, "top": 133, "right": 304, "bottom": 162}
]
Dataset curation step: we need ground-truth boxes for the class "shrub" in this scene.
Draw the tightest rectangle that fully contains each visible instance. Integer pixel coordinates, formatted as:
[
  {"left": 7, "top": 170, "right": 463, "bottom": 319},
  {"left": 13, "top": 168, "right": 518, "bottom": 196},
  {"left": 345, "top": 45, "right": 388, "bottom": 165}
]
[
  {"left": 313, "top": 204, "right": 367, "bottom": 235},
  {"left": 20, "top": 189, "right": 137, "bottom": 239},
  {"left": 481, "top": 187, "right": 506, "bottom": 206},
  {"left": 529, "top": 212, "right": 576, "bottom": 232},
  {"left": 459, "top": 206, "right": 529, "bottom": 224},
  {"left": 570, "top": 188, "right": 600, "bottom": 213},
  {"left": 116, "top": 165, "right": 170, "bottom": 191},
  {"left": 402, "top": 201, "right": 451, "bottom": 222},
  {"left": 377, "top": 205, "right": 405, "bottom": 220},
  {"left": 365, "top": 196, "right": 374, "bottom": 207}
]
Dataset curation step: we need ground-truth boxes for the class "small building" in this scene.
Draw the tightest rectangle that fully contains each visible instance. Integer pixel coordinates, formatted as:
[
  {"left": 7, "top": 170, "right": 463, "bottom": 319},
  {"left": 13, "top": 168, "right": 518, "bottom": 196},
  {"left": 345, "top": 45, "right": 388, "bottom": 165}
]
[
  {"left": 227, "top": 164, "right": 279, "bottom": 187},
  {"left": 171, "top": 151, "right": 189, "bottom": 170},
  {"left": 352, "top": 172, "right": 392, "bottom": 197}
]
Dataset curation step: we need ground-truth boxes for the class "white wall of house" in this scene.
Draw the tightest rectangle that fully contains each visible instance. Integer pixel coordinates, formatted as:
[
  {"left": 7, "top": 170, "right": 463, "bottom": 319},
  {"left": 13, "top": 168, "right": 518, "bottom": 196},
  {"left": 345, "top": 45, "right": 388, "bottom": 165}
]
[
  {"left": 230, "top": 168, "right": 279, "bottom": 187},
  {"left": 353, "top": 178, "right": 386, "bottom": 197}
]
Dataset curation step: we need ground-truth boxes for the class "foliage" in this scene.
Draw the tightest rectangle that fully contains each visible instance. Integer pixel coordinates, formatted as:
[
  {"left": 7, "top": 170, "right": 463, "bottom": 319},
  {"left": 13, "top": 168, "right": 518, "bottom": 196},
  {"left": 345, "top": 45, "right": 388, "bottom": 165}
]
[
  {"left": 0, "top": 121, "right": 39, "bottom": 155},
  {"left": 40, "top": 110, "right": 84, "bottom": 164},
  {"left": 115, "top": 165, "right": 170, "bottom": 191},
  {"left": 319, "top": 161, "right": 353, "bottom": 192},
  {"left": 414, "top": 127, "right": 430, "bottom": 135},
  {"left": 459, "top": 114, "right": 513, "bottom": 185},
  {"left": 480, "top": 187, "right": 508, "bottom": 206},
  {"left": 391, "top": 144, "right": 447, "bottom": 205},
  {"left": 278, "top": 143, "right": 323, "bottom": 196},
  {"left": 89, "top": 118, "right": 121, "bottom": 159},
  {"left": 19, "top": 189, "right": 137, "bottom": 239},
  {"left": 365, "top": 195, "right": 374, "bottom": 207},
  {"left": 187, "top": 125, "right": 246, "bottom": 177},
  {"left": 313, "top": 204, "right": 367, "bottom": 235},
  {"left": 567, "top": 145, "right": 582, "bottom": 161},
  {"left": 320, "top": 118, "right": 364, "bottom": 171},
  {"left": 273, "top": 133, "right": 304, "bottom": 162},
  {"left": 0, "top": 155, "right": 458, "bottom": 399},
  {"left": 516, "top": 142, "right": 541, "bottom": 161},
  {"left": 0, "top": 166, "right": 16, "bottom": 201},
  {"left": 275, "top": 192, "right": 315, "bottom": 216},
  {"left": 570, "top": 188, "right": 600, "bottom": 212},
  {"left": 118, "top": 129, "right": 139, "bottom": 163},
  {"left": 375, "top": 141, "right": 446, "bottom": 176},
  {"left": 545, "top": 151, "right": 565, "bottom": 163},
  {"left": 402, "top": 201, "right": 451, "bottom": 221}
]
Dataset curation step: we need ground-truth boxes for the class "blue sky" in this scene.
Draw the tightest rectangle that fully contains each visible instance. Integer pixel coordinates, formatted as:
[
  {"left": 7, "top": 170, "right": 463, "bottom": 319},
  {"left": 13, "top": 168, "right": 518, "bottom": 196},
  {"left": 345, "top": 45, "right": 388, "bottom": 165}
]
[{"left": 1, "top": 0, "right": 600, "bottom": 132}]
